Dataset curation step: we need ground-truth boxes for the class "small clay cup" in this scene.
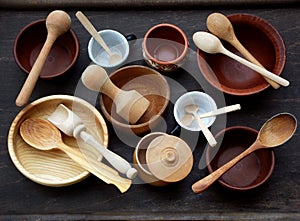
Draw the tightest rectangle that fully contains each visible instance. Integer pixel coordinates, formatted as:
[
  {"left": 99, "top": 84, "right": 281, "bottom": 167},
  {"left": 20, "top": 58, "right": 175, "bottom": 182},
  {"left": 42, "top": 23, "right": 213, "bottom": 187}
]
[
  {"left": 100, "top": 65, "right": 170, "bottom": 135},
  {"left": 14, "top": 19, "right": 79, "bottom": 79},
  {"left": 206, "top": 126, "right": 275, "bottom": 191},
  {"left": 143, "top": 23, "right": 188, "bottom": 72},
  {"left": 197, "top": 13, "right": 286, "bottom": 95},
  {"left": 174, "top": 91, "right": 217, "bottom": 131},
  {"left": 88, "top": 29, "right": 129, "bottom": 69}
]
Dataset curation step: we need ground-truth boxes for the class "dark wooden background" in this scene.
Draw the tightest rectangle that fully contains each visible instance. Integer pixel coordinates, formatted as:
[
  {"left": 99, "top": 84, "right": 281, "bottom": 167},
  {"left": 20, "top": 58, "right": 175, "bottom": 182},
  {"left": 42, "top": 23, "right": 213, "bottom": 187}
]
[{"left": 0, "top": 2, "right": 299, "bottom": 220}]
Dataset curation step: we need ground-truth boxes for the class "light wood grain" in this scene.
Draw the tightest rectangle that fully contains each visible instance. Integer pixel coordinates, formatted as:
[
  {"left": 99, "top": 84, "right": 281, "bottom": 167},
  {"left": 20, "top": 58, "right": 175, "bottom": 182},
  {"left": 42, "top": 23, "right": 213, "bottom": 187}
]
[{"left": 8, "top": 95, "right": 110, "bottom": 187}]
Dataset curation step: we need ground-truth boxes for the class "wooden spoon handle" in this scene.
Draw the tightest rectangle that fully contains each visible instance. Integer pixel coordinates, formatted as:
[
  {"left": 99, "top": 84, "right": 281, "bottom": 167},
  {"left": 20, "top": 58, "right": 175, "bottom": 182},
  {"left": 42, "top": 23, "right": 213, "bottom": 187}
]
[
  {"left": 58, "top": 142, "right": 131, "bottom": 193},
  {"left": 15, "top": 36, "right": 55, "bottom": 106},
  {"left": 192, "top": 142, "right": 259, "bottom": 194},
  {"left": 231, "top": 39, "right": 280, "bottom": 89},
  {"left": 222, "top": 48, "right": 289, "bottom": 87},
  {"left": 194, "top": 114, "right": 217, "bottom": 147},
  {"left": 199, "top": 104, "right": 241, "bottom": 118},
  {"left": 80, "top": 131, "right": 137, "bottom": 179},
  {"left": 76, "top": 11, "right": 112, "bottom": 55}
]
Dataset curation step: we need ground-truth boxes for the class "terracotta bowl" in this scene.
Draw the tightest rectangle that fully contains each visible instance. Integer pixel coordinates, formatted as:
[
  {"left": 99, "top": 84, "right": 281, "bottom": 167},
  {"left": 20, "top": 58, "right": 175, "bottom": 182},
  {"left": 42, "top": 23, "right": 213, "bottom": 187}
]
[
  {"left": 197, "top": 13, "right": 286, "bottom": 95},
  {"left": 100, "top": 65, "right": 170, "bottom": 135},
  {"left": 14, "top": 19, "right": 79, "bottom": 79},
  {"left": 8, "top": 95, "right": 108, "bottom": 187},
  {"left": 143, "top": 23, "right": 189, "bottom": 72},
  {"left": 206, "top": 126, "right": 275, "bottom": 191}
]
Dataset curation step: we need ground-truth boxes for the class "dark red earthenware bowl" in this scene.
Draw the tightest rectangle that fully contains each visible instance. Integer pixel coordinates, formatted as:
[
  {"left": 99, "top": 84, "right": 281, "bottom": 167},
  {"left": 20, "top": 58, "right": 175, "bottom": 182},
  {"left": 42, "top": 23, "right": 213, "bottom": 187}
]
[
  {"left": 14, "top": 19, "right": 79, "bottom": 79},
  {"left": 206, "top": 126, "right": 275, "bottom": 191},
  {"left": 197, "top": 13, "right": 286, "bottom": 95}
]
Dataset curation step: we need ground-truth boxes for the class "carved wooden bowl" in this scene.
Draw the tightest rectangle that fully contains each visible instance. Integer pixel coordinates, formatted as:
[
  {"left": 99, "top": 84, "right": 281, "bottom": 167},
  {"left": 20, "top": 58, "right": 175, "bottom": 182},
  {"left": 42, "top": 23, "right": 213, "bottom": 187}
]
[
  {"left": 100, "top": 65, "right": 170, "bottom": 135},
  {"left": 197, "top": 13, "right": 286, "bottom": 95},
  {"left": 8, "top": 95, "right": 108, "bottom": 187}
]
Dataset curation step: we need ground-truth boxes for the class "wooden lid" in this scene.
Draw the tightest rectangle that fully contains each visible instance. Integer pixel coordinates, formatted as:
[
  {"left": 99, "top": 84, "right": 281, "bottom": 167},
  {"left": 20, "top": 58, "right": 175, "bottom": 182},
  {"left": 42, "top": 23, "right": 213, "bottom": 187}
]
[{"left": 146, "top": 134, "right": 193, "bottom": 182}]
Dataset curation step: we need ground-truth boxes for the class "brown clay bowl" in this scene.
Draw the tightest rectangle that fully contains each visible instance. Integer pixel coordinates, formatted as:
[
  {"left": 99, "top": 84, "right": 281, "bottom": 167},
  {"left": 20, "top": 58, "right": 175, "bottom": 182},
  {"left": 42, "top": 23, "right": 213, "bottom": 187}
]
[
  {"left": 100, "top": 65, "right": 170, "bottom": 135},
  {"left": 14, "top": 19, "right": 79, "bottom": 79},
  {"left": 206, "top": 126, "right": 275, "bottom": 191},
  {"left": 197, "top": 13, "right": 286, "bottom": 95},
  {"left": 8, "top": 95, "right": 108, "bottom": 187}
]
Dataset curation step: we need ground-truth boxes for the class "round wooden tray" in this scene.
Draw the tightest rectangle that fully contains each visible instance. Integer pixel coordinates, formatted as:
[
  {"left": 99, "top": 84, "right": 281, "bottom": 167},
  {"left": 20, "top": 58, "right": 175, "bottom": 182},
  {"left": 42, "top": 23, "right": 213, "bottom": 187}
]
[{"left": 7, "top": 95, "right": 108, "bottom": 187}]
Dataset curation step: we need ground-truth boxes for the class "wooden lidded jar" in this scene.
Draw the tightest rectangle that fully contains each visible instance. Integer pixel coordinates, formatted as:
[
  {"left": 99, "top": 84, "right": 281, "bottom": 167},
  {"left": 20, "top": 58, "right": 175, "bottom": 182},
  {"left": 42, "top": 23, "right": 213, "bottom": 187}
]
[{"left": 133, "top": 132, "right": 193, "bottom": 186}]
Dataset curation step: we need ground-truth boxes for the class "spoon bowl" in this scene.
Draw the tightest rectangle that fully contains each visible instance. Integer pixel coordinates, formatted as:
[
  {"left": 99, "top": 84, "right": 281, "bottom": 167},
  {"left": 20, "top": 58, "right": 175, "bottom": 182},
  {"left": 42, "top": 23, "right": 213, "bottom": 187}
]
[{"left": 192, "top": 113, "right": 297, "bottom": 194}]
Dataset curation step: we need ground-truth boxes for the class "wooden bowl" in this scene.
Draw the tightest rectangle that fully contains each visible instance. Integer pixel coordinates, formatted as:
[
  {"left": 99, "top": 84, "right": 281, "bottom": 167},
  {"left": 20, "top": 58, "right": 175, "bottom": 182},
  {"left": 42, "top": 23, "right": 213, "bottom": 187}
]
[
  {"left": 14, "top": 19, "right": 79, "bottom": 79},
  {"left": 197, "top": 13, "right": 286, "bottom": 95},
  {"left": 100, "top": 65, "right": 170, "bottom": 135},
  {"left": 8, "top": 95, "right": 108, "bottom": 187},
  {"left": 206, "top": 126, "right": 275, "bottom": 191}
]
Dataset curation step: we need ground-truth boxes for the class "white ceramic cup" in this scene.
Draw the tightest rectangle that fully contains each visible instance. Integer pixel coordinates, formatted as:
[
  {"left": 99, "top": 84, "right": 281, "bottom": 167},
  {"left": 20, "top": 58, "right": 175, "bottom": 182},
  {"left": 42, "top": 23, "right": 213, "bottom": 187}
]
[
  {"left": 174, "top": 91, "right": 217, "bottom": 131},
  {"left": 88, "top": 29, "right": 129, "bottom": 69}
]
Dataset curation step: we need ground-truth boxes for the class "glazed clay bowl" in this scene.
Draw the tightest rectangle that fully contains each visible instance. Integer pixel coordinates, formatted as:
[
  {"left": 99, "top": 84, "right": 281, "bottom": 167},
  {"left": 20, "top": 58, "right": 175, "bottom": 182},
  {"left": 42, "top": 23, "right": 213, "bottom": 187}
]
[
  {"left": 197, "top": 13, "right": 286, "bottom": 95},
  {"left": 143, "top": 23, "right": 189, "bottom": 72},
  {"left": 206, "top": 126, "right": 275, "bottom": 191},
  {"left": 100, "top": 65, "right": 170, "bottom": 135},
  {"left": 14, "top": 19, "right": 79, "bottom": 79},
  {"left": 8, "top": 95, "right": 108, "bottom": 187}
]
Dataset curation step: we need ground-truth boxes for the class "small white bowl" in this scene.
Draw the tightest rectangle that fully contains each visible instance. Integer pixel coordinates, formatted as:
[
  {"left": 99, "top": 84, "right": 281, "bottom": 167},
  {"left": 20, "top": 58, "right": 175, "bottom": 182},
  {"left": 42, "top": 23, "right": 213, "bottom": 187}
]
[
  {"left": 88, "top": 29, "right": 129, "bottom": 68},
  {"left": 174, "top": 91, "right": 217, "bottom": 131}
]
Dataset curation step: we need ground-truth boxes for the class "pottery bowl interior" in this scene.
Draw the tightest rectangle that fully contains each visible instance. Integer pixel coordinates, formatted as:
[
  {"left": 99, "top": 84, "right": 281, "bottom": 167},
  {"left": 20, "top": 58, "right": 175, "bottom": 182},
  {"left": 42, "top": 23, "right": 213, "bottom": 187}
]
[
  {"left": 14, "top": 19, "right": 79, "bottom": 79},
  {"left": 197, "top": 13, "right": 286, "bottom": 95},
  {"left": 143, "top": 23, "right": 188, "bottom": 64},
  {"left": 88, "top": 29, "right": 129, "bottom": 68},
  {"left": 100, "top": 65, "right": 170, "bottom": 135},
  {"left": 8, "top": 95, "right": 108, "bottom": 187},
  {"left": 206, "top": 126, "right": 275, "bottom": 191}
]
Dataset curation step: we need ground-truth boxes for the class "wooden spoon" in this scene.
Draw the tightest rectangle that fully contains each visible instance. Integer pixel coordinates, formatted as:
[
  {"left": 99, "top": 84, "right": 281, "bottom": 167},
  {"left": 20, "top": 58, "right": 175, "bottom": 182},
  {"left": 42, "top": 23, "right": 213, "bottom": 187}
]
[
  {"left": 185, "top": 104, "right": 217, "bottom": 147},
  {"left": 16, "top": 10, "right": 71, "bottom": 107},
  {"left": 206, "top": 13, "right": 280, "bottom": 89},
  {"left": 192, "top": 113, "right": 297, "bottom": 194},
  {"left": 81, "top": 64, "right": 150, "bottom": 124},
  {"left": 76, "top": 11, "right": 122, "bottom": 65},
  {"left": 181, "top": 104, "right": 241, "bottom": 126},
  {"left": 20, "top": 118, "right": 131, "bottom": 193},
  {"left": 193, "top": 31, "right": 289, "bottom": 87}
]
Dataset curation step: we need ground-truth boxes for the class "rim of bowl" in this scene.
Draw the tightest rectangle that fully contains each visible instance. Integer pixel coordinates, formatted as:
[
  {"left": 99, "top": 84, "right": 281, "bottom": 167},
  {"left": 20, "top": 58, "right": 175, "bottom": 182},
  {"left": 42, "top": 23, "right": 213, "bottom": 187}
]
[
  {"left": 206, "top": 126, "right": 275, "bottom": 191},
  {"left": 88, "top": 29, "right": 129, "bottom": 68},
  {"left": 197, "top": 13, "right": 286, "bottom": 96},
  {"left": 174, "top": 91, "right": 217, "bottom": 131},
  {"left": 7, "top": 95, "right": 109, "bottom": 186},
  {"left": 100, "top": 65, "right": 170, "bottom": 130},
  {"left": 143, "top": 23, "right": 189, "bottom": 65},
  {"left": 13, "top": 19, "right": 80, "bottom": 79},
  {"left": 135, "top": 132, "right": 165, "bottom": 175}
]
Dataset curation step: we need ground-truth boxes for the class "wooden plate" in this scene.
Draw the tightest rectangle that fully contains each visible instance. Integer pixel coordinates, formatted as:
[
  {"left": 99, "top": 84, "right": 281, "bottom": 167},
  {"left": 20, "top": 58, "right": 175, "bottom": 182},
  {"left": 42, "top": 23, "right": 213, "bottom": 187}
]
[{"left": 8, "top": 95, "right": 108, "bottom": 187}]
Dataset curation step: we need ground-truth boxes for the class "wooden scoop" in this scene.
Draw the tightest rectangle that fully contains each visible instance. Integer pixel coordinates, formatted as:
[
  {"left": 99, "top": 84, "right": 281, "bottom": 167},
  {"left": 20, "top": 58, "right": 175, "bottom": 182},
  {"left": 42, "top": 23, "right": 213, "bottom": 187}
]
[
  {"left": 81, "top": 64, "right": 150, "bottom": 124},
  {"left": 20, "top": 118, "right": 131, "bottom": 193},
  {"left": 16, "top": 10, "right": 71, "bottom": 106},
  {"left": 48, "top": 104, "right": 137, "bottom": 179},
  {"left": 206, "top": 12, "right": 280, "bottom": 89},
  {"left": 192, "top": 113, "right": 297, "bottom": 194}
]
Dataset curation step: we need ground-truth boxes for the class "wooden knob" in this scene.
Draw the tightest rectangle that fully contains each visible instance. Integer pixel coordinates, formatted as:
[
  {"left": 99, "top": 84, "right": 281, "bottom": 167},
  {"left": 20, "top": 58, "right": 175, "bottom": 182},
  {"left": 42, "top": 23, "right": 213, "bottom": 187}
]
[{"left": 146, "top": 134, "right": 193, "bottom": 183}]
